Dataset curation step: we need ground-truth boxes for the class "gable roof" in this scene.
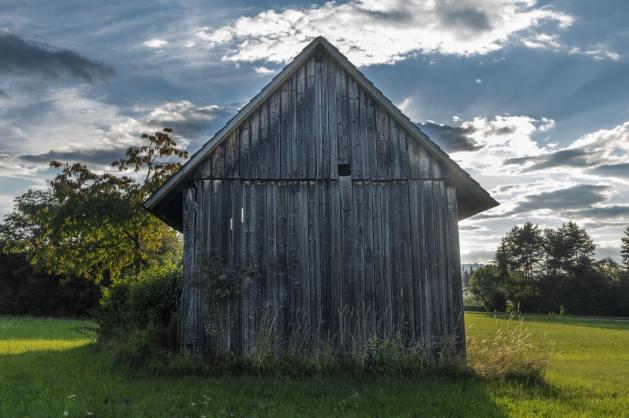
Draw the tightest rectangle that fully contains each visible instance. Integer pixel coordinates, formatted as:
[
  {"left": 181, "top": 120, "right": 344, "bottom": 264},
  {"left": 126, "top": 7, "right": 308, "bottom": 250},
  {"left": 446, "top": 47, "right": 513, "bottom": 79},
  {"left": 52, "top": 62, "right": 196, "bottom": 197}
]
[{"left": 144, "top": 37, "right": 498, "bottom": 224}]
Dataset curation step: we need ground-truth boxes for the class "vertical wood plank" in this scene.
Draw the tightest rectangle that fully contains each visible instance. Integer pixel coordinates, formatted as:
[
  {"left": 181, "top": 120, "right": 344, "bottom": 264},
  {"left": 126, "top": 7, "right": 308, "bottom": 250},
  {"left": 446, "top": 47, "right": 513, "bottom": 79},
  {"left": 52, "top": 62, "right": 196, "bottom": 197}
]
[
  {"left": 316, "top": 53, "right": 328, "bottom": 178},
  {"left": 336, "top": 67, "right": 349, "bottom": 165},
  {"left": 329, "top": 179, "right": 341, "bottom": 337},
  {"left": 220, "top": 181, "right": 232, "bottom": 351},
  {"left": 269, "top": 91, "right": 281, "bottom": 179},
  {"left": 249, "top": 110, "right": 260, "bottom": 179},
  {"left": 319, "top": 181, "right": 332, "bottom": 338},
  {"left": 327, "top": 58, "right": 339, "bottom": 179},
  {"left": 388, "top": 181, "right": 401, "bottom": 332},
  {"left": 239, "top": 120, "right": 250, "bottom": 179},
  {"left": 422, "top": 180, "right": 437, "bottom": 347},
  {"left": 358, "top": 88, "right": 369, "bottom": 179},
  {"left": 349, "top": 78, "right": 361, "bottom": 178},
  {"left": 280, "top": 81, "right": 291, "bottom": 178},
  {"left": 447, "top": 185, "right": 465, "bottom": 354},
  {"left": 399, "top": 128, "right": 410, "bottom": 179},
  {"left": 362, "top": 182, "right": 376, "bottom": 333},
  {"left": 418, "top": 146, "right": 430, "bottom": 179},
  {"left": 211, "top": 143, "right": 225, "bottom": 179},
  {"left": 255, "top": 182, "right": 267, "bottom": 345},
  {"left": 339, "top": 176, "right": 353, "bottom": 322},
  {"left": 298, "top": 181, "right": 311, "bottom": 330},
  {"left": 182, "top": 187, "right": 196, "bottom": 351},
  {"left": 352, "top": 181, "right": 366, "bottom": 326},
  {"left": 306, "top": 58, "right": 317, "bottom": 178},
  {"left": 308, "top": 182, "right": 321, "bottom": 338},
  {"left": 407, "top": 139, "right": 421, "bottom": 179},
  {"left": 366, "top": 97, "right": 378, "bottom": 179},
  {"left": 277, "top": 182, "right": 288, "bottom": 348},
  {"left": 408, "top": 181, "right": 424, "bottom": 343},
  {"left": 225, "top": 132, "right": 240, "bottom": 179},
  {"left": 376, "top": 106, "right": 390, "bottom": 179},
  {"left": 230, "top": 181, "right": 242, "bottom": 353},
  {"left": 259, "top": 102, "right": 269, "bottom": 179},
  {"left": 398, "top": 181, "right": 414, "bottom": 342},
  {"left": 380, "top": 182, "right": 393, "bottom": 333},
  {"left": 371, "top": 183, "right": 385, "bottom": 336},
  {"left": 390, "top": 121, "right": 401, "bottom": 179},
  {"left": 296, "top": 66, "right": 306, "bottom": 179}
]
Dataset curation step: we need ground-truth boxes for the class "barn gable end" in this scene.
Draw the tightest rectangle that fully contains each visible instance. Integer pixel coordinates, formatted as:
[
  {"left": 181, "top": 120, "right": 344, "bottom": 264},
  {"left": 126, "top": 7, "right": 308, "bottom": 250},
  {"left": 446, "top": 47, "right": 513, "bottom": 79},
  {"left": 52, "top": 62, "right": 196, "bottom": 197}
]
[
  {"left": 144, "top": 37, "right": 498, "bottom": 356},
  {"left": 145, "top": 37, "right": 497, "bottom": 231}
]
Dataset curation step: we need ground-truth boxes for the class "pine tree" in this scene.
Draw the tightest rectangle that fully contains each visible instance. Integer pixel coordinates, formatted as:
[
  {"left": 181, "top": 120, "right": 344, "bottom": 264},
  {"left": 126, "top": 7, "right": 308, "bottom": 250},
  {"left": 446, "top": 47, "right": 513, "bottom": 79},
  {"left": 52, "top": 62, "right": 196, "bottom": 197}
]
[{"left": 621, "top": 226, "right": 629, "bottom": 270}]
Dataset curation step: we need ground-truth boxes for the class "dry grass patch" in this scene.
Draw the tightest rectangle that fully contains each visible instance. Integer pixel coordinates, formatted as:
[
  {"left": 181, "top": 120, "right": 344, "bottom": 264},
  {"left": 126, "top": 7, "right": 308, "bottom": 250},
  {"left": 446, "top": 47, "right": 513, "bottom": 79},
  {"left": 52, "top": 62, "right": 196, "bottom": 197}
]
[{"left": 467, "top": 314, "right": 550, "bottom": 381}]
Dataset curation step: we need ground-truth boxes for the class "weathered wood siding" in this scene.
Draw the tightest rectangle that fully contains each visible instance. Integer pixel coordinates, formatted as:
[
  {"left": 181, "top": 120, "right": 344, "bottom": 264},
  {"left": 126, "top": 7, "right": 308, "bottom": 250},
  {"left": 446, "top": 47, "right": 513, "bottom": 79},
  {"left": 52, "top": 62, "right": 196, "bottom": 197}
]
[{"left": 181, "top": 50, "right": 465, "bottom": 355}]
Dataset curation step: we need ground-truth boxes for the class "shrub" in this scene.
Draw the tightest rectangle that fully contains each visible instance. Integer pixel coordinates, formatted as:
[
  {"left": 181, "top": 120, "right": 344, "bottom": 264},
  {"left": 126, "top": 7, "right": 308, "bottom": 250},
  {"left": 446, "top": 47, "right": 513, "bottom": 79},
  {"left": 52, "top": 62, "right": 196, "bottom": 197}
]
[
  {"left": 467, "top": 314, "right": 549, "bottom": 381},
  {"left": 96, "top": 263, "right": 182, "bottom": 369}
]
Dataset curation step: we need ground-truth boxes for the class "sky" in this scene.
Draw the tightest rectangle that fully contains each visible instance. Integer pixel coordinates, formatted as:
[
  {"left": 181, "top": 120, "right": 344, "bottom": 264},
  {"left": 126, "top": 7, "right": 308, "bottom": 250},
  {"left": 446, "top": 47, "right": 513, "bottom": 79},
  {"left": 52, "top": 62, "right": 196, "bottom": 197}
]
[{"left": 1, "top": 0, "right": 628, "bottom": 264}]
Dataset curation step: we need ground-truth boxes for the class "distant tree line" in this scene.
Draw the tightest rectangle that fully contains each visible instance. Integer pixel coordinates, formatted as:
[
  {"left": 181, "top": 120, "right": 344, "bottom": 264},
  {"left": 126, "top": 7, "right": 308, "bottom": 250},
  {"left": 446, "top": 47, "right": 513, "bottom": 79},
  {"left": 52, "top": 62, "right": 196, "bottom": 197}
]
[{"left": 469, "top": 222, "right": 629, "bottom": 317}]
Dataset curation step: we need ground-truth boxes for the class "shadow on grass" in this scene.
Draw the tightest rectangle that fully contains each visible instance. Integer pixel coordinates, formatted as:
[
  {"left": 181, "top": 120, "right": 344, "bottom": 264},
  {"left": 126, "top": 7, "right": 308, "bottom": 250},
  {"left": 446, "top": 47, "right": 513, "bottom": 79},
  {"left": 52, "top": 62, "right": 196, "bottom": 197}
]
[{"left": 0, "top": 345, "right": 511, "bottom": 417}]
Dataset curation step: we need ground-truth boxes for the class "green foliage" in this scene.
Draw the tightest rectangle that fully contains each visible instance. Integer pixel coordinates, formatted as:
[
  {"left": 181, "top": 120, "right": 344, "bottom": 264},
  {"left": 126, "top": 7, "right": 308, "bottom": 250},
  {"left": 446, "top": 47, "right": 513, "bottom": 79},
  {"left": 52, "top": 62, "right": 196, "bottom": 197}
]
[
  {"left": 97, "top": 263, "right": 182, "bottom": 368},
  {"left": 469, "top": 265, "right": 507, "bottom": 312},
  {"left": 471, "top": 222, "right": 629, "bottom": 316},
  {"left": 621, "top": 225, "right": 629, "bottom": 269},
  {"left": 544, "top": 221, "right": 595, "bottom": 274},
  {"left": 0, "top": 128, "right": 186, "bottom": 284},
  {"left": 496, "top": 222, "right": 544, "bottom": 280},
  {"left": 0, "top": 249, "right": 99, "bottom": 317}
]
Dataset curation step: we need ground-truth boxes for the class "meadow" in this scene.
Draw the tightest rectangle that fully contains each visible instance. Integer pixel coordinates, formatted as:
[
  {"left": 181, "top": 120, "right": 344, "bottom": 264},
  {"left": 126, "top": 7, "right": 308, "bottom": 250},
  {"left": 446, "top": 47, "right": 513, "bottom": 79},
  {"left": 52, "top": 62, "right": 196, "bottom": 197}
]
[{"left": 1, "top": 313, "right": 628, "bottom": 417}]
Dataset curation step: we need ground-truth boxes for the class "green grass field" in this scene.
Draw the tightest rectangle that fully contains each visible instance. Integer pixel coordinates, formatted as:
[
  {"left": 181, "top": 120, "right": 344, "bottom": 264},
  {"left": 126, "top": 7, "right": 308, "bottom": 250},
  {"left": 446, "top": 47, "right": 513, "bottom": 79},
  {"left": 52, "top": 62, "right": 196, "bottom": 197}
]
[{"left": 1, "top": 313, "right": 628, "bottom": 417}]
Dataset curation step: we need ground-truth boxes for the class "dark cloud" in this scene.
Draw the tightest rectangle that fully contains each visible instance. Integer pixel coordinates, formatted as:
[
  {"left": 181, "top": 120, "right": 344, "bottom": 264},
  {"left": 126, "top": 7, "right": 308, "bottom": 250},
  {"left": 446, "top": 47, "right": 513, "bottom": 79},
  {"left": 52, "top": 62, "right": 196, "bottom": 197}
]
[
  {"left": 0, "top": 89, "right": 7, "bottom": 98},
  {"left": 359, "top": 7, "right": 415, "bottom": 25},
  {"left": 419, "top": 121, "right": 483, "bottom": 152},
  {"left": 583, "top": 221, "right": 628, "bottom": 229},
  {"left": 566, "top": 205, "right": 629, "bottom": 219},
  {"left": 511, "top": 184, "right": 610, "bottom": 214},
  {"left": 489, "top": 125, "right": 516, "bottom": 135},
  {"left": 590, "top": 163, "right": 629, "bottom": 178},
  {"left": 0, "top": 33, "right": 113, "bottom": 82},
  {"left": 19, "top": 148, "right": 127, "bottom": 166},
  {"left": 436, "top": 3, "right": 492, "bottom": 33},
  {"left": 505, "top": 148, "right": 591, "bottom": 171}
]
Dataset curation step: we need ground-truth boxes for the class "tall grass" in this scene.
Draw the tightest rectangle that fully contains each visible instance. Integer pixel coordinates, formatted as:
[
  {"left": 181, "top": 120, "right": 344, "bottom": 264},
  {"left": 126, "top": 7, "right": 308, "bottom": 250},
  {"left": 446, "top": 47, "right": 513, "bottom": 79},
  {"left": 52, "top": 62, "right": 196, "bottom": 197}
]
[{"left": 467, "top": 313, "right": 550, "bottom": 381}]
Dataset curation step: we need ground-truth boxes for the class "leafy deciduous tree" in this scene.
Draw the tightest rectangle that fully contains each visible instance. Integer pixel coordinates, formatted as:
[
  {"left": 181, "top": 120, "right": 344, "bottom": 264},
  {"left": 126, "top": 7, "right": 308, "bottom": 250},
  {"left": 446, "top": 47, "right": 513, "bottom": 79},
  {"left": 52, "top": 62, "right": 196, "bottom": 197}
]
[{"left": 0, "top": 128, "right": 187, "bottom": 284}]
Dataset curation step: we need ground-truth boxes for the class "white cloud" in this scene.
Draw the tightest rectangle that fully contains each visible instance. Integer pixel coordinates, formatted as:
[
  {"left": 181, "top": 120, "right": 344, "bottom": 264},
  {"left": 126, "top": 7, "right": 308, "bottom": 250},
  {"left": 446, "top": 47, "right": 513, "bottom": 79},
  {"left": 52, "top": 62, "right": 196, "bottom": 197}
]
[
  {"left": 397, "top": 96, "right": 425, "bottom": 122},
  {"left": 569, "top": 46, "right": 620, "bottom": 61},
  {"left": 196, "top": 0, "right": 574, "bottom": 66},
  {"left": 522, "top": 33, "right": 620, "bottom": 60},
  {"left": 254, "top": 66, "right": 275, "bottom": 75},
  {"left": 145, "top": 100, "right": 223, "bottom": 125},
  {"left": 143, "top": 38, "right": 168, "bottom": 49},
  {"left": 443, "top": 116, "right": 629, "bottom": 263},
  {"left": 521, "top": 32, "right": 561, "bottom": 49},
  {"left": 449, "top": 115, "right": 551, "bottom": 175}
]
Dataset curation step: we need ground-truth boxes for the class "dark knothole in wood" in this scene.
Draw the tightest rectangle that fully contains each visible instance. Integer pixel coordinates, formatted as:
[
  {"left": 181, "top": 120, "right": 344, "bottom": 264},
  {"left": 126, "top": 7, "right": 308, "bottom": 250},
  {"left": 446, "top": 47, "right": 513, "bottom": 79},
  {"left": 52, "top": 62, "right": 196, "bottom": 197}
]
[{"left": 338, "top": 163, "right": 352, "bottom": 177}]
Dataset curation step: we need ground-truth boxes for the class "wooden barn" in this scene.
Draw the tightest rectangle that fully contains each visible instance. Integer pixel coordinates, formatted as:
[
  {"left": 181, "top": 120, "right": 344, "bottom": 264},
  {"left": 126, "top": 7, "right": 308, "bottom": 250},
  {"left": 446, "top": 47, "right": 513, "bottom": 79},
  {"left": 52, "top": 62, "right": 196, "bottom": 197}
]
[{"left": 144, "top": 37, "right": 498, "bottom": 356}]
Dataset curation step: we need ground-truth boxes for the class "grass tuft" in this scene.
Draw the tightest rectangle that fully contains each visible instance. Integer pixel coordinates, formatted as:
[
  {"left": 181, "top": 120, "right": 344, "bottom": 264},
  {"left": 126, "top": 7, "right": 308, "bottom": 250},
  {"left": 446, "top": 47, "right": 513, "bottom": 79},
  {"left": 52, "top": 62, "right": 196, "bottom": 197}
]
[{"left": 467, "top": 313, "right": 550, "bottom": 381}]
